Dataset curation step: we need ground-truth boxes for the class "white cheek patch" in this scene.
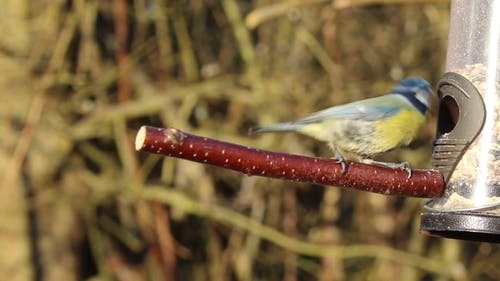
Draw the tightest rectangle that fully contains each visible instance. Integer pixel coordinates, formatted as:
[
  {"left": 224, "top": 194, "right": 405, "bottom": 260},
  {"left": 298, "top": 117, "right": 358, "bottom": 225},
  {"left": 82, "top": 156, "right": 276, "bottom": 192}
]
[{"left": 415, "top": 90, "right": 431, "bottom": 108}]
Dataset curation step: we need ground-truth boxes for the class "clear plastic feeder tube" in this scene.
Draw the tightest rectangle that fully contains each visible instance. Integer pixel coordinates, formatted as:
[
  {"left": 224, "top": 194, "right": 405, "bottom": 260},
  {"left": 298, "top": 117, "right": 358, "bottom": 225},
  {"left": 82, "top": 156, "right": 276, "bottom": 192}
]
[{"left": 434, "top": 0, "right": 500, "bottom": 212}]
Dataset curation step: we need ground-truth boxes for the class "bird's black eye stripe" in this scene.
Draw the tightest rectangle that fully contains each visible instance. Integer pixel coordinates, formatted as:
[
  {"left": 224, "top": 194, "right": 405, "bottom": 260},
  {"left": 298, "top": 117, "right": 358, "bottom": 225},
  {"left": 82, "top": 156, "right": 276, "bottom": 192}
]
[{"left": 393, "top": 90, "right": 428, "bottom": 114}]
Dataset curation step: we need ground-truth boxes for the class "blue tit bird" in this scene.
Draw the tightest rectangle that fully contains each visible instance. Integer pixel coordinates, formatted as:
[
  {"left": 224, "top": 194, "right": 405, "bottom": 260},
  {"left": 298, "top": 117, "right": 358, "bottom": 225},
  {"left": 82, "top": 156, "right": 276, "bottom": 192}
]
[{"left": 251, "top": 77, "right": 433, "bottom": 175}]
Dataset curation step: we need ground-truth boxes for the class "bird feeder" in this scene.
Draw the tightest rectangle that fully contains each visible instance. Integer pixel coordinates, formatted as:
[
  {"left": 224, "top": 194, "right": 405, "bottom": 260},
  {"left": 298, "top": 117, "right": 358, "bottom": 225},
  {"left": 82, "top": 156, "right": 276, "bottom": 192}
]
[{"left": 421, "top": 0, "right": 500, "bottom": 242}]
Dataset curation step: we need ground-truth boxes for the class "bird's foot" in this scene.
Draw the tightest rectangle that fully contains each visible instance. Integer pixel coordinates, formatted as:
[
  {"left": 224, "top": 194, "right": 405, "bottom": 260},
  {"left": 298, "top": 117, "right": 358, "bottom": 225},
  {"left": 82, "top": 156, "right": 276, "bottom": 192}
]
[
  {"left": 334, "top": 155, "right": 349, "bottom": 174},
  {"left": 362, "top": 160, "right": 412, "bottom": 179},
  {"left": 330, "top": 146, "right": 349, "bottom": 174},
  {"left": 396, "top": 162, "right": 412, "bottom": 179}
]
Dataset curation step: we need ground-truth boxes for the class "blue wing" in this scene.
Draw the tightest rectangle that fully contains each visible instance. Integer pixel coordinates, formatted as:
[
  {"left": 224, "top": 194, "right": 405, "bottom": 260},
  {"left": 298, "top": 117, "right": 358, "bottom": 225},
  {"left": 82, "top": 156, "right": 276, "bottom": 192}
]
[
  {"left": 294, "top": 94, "right": 406, "bottom": 124},
  {"left": 251, "top": 93, "right": 414, "bottom": 134}
]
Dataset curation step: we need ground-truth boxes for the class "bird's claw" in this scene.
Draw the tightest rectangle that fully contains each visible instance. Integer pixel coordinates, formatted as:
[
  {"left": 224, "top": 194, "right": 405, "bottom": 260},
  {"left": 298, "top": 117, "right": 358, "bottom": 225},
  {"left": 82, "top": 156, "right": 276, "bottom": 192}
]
[
  {"left": 388, "top": 161, "right": 412, "bottom": 179},
  {"left": 335, "top": 156, "right": 349, "bottom": 174},
  {"left": 362, "top": 159, "right": 412, "bottom": 178},
  {"left": 400, "top": 162, "right": 412, "bottom": 179},
  {"left": 332, "top": 146, "right": 348, "bottom": 174}
]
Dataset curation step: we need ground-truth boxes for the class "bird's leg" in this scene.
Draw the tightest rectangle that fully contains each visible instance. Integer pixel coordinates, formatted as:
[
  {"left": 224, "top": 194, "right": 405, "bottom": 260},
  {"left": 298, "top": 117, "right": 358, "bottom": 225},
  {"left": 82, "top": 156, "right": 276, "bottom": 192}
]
[
  {"left": 329, "top": 143, "right": 348, "bottom": 174},
  {"left": 361, "top": 159, "right": 412, "bottom": 179}
]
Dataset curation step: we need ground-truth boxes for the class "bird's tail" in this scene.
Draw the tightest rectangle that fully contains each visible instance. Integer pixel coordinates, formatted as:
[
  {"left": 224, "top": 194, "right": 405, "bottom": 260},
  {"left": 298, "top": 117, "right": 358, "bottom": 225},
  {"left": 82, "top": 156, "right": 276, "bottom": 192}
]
[{"left": 249, "top": 122, "right": 303, "bottom": 135}]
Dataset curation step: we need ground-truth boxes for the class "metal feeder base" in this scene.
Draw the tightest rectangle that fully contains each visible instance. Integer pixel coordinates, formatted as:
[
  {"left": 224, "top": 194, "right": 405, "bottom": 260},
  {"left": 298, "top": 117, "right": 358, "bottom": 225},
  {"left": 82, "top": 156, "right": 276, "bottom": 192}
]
[{"left": 421, "top": 211, "right": 500, "bottom": 243}]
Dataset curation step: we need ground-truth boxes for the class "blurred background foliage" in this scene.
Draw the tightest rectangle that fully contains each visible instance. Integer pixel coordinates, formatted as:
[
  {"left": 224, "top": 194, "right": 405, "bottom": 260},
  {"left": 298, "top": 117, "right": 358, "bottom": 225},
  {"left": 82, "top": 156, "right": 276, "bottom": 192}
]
[{"left": 0, "top": 0, "right": 498, "bottom": 280}]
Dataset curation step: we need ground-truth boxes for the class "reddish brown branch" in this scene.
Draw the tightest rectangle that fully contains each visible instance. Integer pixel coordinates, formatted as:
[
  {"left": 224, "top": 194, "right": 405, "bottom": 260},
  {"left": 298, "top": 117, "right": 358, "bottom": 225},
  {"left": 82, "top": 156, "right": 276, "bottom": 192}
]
[
  {"left": 152, "top": 203, "right": 177, "bottom": 280},
  {"left": 135, "top": 126, "right": 444, "bottom": 198},
  {"left": 114, "top": 0, "right": 131, "bottom": 102}
]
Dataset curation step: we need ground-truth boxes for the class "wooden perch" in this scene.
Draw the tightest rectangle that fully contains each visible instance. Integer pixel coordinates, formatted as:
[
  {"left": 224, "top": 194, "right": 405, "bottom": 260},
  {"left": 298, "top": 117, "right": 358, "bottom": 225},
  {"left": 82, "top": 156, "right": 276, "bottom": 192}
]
[{"left": 135, "top": 126, "right": 444, "bottom": 198}]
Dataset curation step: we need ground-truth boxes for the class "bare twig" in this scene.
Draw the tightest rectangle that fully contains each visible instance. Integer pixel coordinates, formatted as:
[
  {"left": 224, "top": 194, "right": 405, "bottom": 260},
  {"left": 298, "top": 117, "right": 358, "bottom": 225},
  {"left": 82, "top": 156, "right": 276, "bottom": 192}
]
[
  {"left": 2, "top": 94, "right": 45, "bottom": 189},
  {"left": 153, "top": 203, "right": 177, "bottom": 280},
  {"left": 114, "top": 0, "right": 131, "bottom": 102},
  {"left": 172, "top": 2, "right": 199, "bottom": 81},
  {"left": 333, "top": 0, "right": 448, "bottom": 9},
  {"left": 283, "top": 188, "right": 298, "bottom": 281},
  {"left": 245, "top": 0, "right": 329, "bottom": 29},
  {"left": 135, "top": 126, "right": 444, "bottom": 198},
  {"left": 221, "top": 0, "right": 263, "bottom": 97}
]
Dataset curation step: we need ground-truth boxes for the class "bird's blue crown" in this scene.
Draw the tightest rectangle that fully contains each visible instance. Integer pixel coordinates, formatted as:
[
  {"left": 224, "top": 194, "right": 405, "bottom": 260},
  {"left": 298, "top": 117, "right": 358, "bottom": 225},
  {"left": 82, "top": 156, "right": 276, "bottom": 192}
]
[{"left": 391, "top": 77, "right": 433, "bottom": 114}]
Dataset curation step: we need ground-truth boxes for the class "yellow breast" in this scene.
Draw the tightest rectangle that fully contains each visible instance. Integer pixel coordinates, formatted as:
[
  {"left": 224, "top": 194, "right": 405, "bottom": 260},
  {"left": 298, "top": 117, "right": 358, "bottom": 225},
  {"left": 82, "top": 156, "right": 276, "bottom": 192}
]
[{"left": 371, "top": 109, "right": 426, "bottom": 152}]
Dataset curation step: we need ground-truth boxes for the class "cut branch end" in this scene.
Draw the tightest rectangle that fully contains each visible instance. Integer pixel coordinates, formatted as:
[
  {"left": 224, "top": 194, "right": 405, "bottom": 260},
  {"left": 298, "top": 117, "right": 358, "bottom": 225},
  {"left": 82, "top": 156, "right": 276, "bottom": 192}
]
[{"left": 135, "top": 126, "right": 147, "bottom": 151}]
